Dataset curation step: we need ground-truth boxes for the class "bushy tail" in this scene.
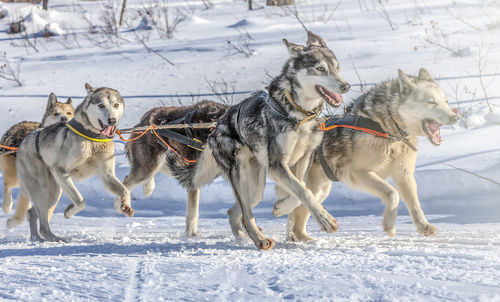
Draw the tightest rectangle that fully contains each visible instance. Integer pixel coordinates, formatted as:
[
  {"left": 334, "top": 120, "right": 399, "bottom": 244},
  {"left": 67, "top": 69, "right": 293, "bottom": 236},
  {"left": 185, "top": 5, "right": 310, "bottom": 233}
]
[{"left": 174, "top": 146, "right": 221, "bottom": 190}]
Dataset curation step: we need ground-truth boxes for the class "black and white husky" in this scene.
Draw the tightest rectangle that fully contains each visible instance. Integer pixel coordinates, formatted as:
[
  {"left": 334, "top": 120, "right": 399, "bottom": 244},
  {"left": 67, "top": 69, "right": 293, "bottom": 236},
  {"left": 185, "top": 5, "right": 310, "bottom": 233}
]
[
  {"left": 205, "top": 31, "right": 350, "bottom": 250},
  {"left": 273, "top": 69, "right": 459, "bottom": 241}
]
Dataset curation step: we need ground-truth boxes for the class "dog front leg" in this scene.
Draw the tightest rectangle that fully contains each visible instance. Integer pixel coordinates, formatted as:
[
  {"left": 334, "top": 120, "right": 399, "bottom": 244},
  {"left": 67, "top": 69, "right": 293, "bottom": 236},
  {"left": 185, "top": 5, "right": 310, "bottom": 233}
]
[
  {"left": 393, "top": 174, "right": 436, "bottom": 236},
  {"left": 97, "top": 160, "right": 134, "bottom": 217},
  {"left": 273, "top": 154, "right": 313, "bottom": 217},
  {"left": 269, "top": 163, "right": 337, "bottom": 233},
  {"left": 51, "top": 166, "right": 86, "bottom": 218}
]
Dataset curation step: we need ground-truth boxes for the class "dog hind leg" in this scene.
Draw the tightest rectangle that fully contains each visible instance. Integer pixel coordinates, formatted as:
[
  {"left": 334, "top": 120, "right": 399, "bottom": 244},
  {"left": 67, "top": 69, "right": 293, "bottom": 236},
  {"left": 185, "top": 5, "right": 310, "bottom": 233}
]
[
  {"left": 228, "top": 159, "right": 273, "bottom": 250},
  {"left": 186, "top": 189, "right": 200, "bottom": 237},
  {"left": 347, "top": 170, "right": 400, "bottom": 237}
]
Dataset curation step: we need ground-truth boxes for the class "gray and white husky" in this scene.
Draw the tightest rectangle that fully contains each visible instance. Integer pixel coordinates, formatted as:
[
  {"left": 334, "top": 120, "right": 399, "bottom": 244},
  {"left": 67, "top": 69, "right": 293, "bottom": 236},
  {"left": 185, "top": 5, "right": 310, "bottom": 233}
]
[
  {"left": 273, "top": 68, "right": 459, "bottom": 241},
  {"left": 1, "top": 93, "right": 74, "bottom": 219},
  {"left": 12, "top": 84, "right": 133, "bottom": 242},
  {"left": 204, "top": 31, "right": 350, "bottom": 250}
]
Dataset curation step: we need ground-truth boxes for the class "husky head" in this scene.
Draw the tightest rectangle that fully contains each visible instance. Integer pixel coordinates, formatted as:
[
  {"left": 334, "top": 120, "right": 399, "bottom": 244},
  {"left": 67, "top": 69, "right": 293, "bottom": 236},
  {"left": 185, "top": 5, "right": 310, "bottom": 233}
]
[
  {"left": 41, "top": 93, "right": 75, "bottom": 127},
  {"left": 76, "top": 83, "right": 124, "bottom": 138},
  {"left": 397, "top": 68, "right": 459, "bottom": 145},
  {"left": 281, "top": 31, "right": 350, "bottom": 110}
]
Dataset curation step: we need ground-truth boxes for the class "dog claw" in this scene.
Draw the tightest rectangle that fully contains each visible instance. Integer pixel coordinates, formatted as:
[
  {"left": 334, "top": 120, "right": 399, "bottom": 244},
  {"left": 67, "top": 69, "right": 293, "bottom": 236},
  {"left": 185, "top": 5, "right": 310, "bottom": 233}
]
[
  {"left": 257, "top": 238, "right": 275, "bottom": 250},
  {"left": 121, "top": 205, "right": 134, "bottom": 217},
  {"left": 313, "top": 208, "right": 338, "bottom": 233},
  {"left": 418, "top": 224, "right": 437, "bottom": 237}
]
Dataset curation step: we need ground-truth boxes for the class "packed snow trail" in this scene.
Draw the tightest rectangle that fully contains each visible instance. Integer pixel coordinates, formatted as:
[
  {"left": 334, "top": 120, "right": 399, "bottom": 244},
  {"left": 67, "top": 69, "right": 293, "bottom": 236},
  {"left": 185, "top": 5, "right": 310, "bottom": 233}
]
[{"left": 1, "top": 215, "right": 499, "bottom": 301}]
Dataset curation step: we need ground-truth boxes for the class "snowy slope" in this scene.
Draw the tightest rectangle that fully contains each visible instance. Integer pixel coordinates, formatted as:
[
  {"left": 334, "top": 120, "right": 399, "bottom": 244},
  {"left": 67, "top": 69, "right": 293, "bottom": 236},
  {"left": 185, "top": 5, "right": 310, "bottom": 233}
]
[{"left": 0, "top": 0, "right": 500, "bottom": 300}]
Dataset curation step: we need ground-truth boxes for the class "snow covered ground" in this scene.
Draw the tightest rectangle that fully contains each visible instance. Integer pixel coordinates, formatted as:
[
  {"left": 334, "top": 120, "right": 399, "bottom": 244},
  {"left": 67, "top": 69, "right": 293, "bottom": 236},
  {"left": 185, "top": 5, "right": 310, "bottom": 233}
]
[{"left": 1, "top": 0, "right": 500, "bottom": 300}]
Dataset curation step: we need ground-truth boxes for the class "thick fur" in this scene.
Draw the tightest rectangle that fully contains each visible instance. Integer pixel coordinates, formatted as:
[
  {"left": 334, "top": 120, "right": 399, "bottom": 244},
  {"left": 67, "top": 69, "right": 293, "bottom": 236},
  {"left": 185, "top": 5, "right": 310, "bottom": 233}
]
[
  {"left": 1, "top": 94, "right": 73, "bottom": 222},
  {"left": 123, "top": 100, "right": 228, "bottom": 236},
  {"left": 273, "top": 68, "right": 459, "bottom": 241},
  {"left": 13, "top": 84, "right": 132, "bottom": 242},
  {"left": 205, "top": 31, "right": 350, "bottom": 250}
]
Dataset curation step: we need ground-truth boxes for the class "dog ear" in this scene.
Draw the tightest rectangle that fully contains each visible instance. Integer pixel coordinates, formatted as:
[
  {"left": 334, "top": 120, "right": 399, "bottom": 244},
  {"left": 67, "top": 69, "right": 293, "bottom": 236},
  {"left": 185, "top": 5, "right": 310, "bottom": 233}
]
[
  {"left": 306, "top": 31, "right": 327, "bottom": 48},
  {"left": 85, "top": 83, "right": 95, "bottom": 94},
  {"left": 417, "top": 68, "right": 435, "bottom": 83},
  {"left": 46, "top": 93, "right": 57, "bottom": 109},
  {"left": 66, "top": 97, "right": 72, "bottom": 105},
  {"left": 283, "top": 39, "right": 305, "bottom": 56},
  {"left": 398, "top": 69, "right": 416, "bottom": 94}
]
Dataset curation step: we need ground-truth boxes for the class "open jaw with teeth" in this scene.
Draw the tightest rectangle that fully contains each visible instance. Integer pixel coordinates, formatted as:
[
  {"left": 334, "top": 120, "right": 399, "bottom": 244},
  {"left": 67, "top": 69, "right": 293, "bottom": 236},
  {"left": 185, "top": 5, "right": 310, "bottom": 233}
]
[
  {"left": 423, "top": 119, "right": 442, "bottom": 145},
  {"left": 315, "top": 85, "right": 343, "bottom": 107},
  {"left": 98, "top": 120, "right": 116, "bottom": 138}
]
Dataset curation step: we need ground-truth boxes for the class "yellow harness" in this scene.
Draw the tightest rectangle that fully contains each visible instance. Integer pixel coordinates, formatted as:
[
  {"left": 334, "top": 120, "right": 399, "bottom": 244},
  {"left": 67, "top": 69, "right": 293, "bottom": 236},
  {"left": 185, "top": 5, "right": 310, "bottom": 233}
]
[{"left": 66, "top": 123, "right": 113, "bottom": 142}]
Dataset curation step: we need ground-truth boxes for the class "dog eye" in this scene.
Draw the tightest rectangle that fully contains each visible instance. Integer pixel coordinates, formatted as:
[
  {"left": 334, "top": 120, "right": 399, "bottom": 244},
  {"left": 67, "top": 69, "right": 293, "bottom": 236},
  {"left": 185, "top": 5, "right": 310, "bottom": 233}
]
[
  {"left": 67, "top": 112, "right": 73, "bottom": 115},
  {"left": 113, "top": 103, "right": 119, "bottom": 108},
  {"left": 316, "top": 66, "right": 326, "bottom": 72},
  {"left": 426, "top": 101, "right": 436, "bottom": 104},
  {"left": 98, "top": 104, "right": 105, "bottom": 109},
  {"left": 53, "top": 113, "right": 60, "bottom": 116}
]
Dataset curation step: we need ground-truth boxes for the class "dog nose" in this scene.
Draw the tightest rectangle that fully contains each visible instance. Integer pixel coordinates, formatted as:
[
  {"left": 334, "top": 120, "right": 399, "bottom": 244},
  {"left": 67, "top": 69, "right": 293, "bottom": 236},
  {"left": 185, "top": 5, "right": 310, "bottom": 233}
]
[
  {"left": 61, "top": 116, "right": 68, "bottom": 122},
  {"left": 340, "top": 82, "right": 351, "bottom": 93},
  {"left": 108, "top": 117, "right": 117, "bottom": 126}
]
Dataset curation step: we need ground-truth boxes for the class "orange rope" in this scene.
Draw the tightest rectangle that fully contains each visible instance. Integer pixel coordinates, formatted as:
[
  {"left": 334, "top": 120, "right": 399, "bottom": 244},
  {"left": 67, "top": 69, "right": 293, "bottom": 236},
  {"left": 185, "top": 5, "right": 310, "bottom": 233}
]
[
  {"left": 319, "top": 123, "right": 389, "bottom": 139},
  {"left": 115, "top": 125, "right": 156, "bottom": 142},
  {"left": 0, "top": 144, "right": 18, "bottom": 152},
  {"left": 151, "top": 128, "right": 197, "bottom": 164}
]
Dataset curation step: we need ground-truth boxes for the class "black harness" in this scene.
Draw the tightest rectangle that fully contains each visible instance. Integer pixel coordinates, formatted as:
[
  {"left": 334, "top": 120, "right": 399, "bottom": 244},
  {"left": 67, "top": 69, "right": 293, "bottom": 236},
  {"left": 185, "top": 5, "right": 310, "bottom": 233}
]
[
  {"left": 156, "top": 111, "right": 205, "bottom": 151},
  {"left": 317, "top": 98, "right": 418, "bottom": 182}
]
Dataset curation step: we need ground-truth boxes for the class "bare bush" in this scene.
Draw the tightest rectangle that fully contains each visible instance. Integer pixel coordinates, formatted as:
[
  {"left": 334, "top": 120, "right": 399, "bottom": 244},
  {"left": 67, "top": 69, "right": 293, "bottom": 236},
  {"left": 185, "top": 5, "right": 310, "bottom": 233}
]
[
  {"left": 0, "top": 52, "right": 23, "bottom": 87},
  {"left": 475, "top": 40, "right": 495, "bottom": 112},
  {"left": 422, "top": 20, "right": 462, "bottom": 58},
  {"left": 83, "top": 0, "right": 128, "bottom": 48},
  {"left": 139, "top": 0, "right": 186, "bottom": 40},
  {"left": 226, "top": 29, "right": 255, "bottom": 57},
  {"left": 204, "top": 77, "right": 237, "bottom": 105},
  {"left": 283, "top": 2, "right": 341, "bottom": 28}
]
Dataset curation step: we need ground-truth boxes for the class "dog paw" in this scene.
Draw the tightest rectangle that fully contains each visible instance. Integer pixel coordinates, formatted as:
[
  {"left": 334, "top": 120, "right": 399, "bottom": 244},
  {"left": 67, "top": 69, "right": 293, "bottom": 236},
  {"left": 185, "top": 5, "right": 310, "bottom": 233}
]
[
  {"left": 288, "top": 231, "right": 314, "bottom": 242},
  {"left": 64, "top": 204, "right": 75, "bottom": 218},
  {"left": 186, "top": 229, "right": 200, "bottom": 237},
  {"left": 418, "top": 223, "right": 437, "bottom": 237},
  {"left": 121, "top": 204, "right": 134, "bottom": 217},
  {"left": 256, "top": 238, "right": 275, "bottom": 250},
  {"left": 312, "top": 208, "right": 338, "bottom": 233},
  {"left": 6, "top": 217, "right": 22, "bottom": 229},
  {"left": 272, "top": 198, "right": 299, "bottom": 217},
  {"left": 2, "top": 202, "right": 12, "bottom": 214},
  {"left": 384, "top": 226, "right": 396, "bottom": 237}
]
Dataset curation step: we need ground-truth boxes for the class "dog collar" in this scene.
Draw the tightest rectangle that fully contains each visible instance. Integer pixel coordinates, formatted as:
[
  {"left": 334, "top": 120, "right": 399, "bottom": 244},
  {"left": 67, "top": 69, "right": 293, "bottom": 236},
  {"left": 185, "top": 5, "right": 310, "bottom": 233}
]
[
  {"left": 66, "top": 119, "right": 113, "bottom": 142},
  {"left": 284, "top": 90, "right": 323, "bottom": 127}
]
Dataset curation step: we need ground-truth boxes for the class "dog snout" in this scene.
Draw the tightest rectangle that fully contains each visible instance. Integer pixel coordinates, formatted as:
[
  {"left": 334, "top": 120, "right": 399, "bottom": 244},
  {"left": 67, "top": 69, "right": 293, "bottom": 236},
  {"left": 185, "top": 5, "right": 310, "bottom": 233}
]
[
  {"left": 450, "top": 108, "right": 460, "bottom": 124},
  {"left": 61, "top": 116, "right": 68, "bottom": 122},
  {"left": 340, "top": 82, "right": 351, "bottom": 93},
  {"left": 108, "top": 117, "right": 117, "bottom": 126}
]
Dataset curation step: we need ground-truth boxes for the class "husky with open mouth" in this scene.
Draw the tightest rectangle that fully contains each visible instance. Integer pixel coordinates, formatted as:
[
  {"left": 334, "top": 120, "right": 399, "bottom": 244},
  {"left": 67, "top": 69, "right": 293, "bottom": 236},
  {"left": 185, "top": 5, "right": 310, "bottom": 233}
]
[
  {"left": 199, "top": 31, "right": 350, "bottom": 250},
  {"left": 12, "top": 83, "right": 133, "bottom": 242},
  {"left": 273, "top": 68, "right": 459, "bottom": 241}
]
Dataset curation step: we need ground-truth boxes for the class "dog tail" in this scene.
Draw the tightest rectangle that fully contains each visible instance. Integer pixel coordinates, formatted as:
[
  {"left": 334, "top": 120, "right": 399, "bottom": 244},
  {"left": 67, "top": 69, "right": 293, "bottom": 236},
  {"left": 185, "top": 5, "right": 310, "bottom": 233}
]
[
  {"left": 174, "top": 145, "right": 221, "bottom": 190},
  {"left": 6, "top": 193, "right": 30, "bottom": 229}
]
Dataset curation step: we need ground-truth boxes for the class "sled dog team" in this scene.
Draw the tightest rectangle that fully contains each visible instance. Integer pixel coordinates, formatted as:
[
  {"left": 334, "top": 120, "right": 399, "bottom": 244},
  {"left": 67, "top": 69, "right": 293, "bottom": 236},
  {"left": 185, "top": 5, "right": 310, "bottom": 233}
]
[{"left": 0, "top": 32, "right": 458, "bottom": 250}]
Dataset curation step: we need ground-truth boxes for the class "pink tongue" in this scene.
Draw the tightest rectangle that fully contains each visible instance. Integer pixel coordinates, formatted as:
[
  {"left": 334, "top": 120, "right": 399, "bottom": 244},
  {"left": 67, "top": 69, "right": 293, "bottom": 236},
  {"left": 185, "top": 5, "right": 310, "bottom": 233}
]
[
  {"left": 100, "top": 126, "right": 115, "bottom": 137},
  {"left": 326, "top": 90, "right": 343, "bottom": 103},
  {"left": 427, "top": 121, "right": 442, "bottom": 144}
]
